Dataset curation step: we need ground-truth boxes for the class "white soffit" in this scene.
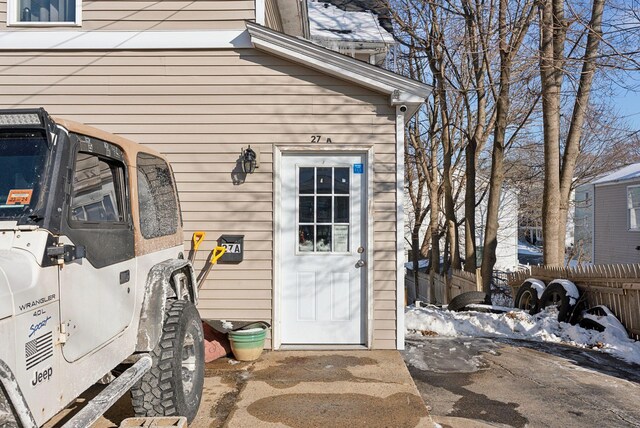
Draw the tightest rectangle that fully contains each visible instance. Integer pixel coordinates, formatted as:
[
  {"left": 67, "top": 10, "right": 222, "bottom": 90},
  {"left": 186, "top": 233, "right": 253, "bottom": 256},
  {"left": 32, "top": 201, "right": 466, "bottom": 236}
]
[
  {"left": 246, "top": 22, "right": 430, "bottom": 106},
  {"left": 0, "top": 30, "right": 251, "bottom": 50}
]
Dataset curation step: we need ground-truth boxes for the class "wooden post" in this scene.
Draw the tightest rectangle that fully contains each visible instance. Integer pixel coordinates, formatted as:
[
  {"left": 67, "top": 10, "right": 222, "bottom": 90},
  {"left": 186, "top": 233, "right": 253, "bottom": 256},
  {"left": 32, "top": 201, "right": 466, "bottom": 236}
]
[
  {"left": 444, "top": 273, "right": 451, "bottom": 304},
  {"left": 475, "top": 268, "right": 483, "bottom": 292}
]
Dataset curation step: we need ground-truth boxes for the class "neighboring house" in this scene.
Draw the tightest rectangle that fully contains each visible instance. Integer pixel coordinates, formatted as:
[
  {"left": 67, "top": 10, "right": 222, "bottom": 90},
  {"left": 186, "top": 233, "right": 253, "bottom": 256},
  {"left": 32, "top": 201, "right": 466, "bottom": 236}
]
[
  {"left": 574, "top": 163, "right": 640, "bottom": 264},
  {"left": 0, "top": 0, "right": 430, "bottom": 350},
  {"left": 308, "top": 0, "right": 395, "bottom": 65},
  {"left": 404, "top": 176, "right": 519, "bottom": 272}
]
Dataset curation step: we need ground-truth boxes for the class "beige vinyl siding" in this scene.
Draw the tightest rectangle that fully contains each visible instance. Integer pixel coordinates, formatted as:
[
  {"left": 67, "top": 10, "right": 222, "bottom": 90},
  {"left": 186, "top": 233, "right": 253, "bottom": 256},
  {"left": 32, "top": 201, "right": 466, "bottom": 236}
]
[
  {"left": 1, "top": 0, "right": 254, "bottom": 30},
  {"left": 0, "top": 48, "right": 399, "bottom": 349},
  {"left": 264, "top": 0, "right": 283, "bottom": 32},
  {"left": 593, "top": 181, "right": 640, "bottom": 264}
]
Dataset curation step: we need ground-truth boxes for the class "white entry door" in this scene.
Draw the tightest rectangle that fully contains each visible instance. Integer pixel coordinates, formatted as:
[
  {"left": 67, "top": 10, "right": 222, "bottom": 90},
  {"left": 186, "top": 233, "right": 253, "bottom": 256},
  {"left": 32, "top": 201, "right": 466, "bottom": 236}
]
[{"left": 280, "top": 153, "right": 367, "bottom": 345}]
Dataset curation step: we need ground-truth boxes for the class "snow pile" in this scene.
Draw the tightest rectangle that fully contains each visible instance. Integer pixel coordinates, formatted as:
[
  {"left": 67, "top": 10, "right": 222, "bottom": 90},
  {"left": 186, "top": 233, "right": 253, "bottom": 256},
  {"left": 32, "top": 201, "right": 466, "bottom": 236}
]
[
  {"left": 308, "top": 0, "right": 394, "bottom": 43},
  {"left": 518, "top": 240, "right": 542, "bottom": 256},
  {"left": 405, "top": 305, "right": 640, "bottom": 365}
]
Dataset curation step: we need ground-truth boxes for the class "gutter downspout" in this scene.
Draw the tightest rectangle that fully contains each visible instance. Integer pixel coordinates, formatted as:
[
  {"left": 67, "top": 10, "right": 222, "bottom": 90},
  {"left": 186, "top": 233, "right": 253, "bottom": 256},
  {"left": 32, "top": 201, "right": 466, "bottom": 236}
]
[{"left": 395, "top": 105, "right": 406, "bottom": 350}]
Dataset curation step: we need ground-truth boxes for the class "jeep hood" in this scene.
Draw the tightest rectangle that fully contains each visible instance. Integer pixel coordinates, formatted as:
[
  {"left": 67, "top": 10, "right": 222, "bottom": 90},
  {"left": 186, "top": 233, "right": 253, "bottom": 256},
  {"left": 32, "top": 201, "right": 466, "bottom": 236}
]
[
  {"left": 0, "top": 251, "right": 36, "bottom": 320},
  {"left": 0, "top": 261, "right": 14, "bottom": 320}
]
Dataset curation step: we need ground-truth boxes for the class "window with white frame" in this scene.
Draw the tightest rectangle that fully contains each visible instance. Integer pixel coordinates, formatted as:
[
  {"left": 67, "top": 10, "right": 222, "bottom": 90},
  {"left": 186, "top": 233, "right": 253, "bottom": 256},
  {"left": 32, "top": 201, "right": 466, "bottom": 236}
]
[
  {"left": 9, "top": 0, "right": 80, "bottom": 25},
  {"left": 628, "top": 185, "right": 640, "bottom": 230}
]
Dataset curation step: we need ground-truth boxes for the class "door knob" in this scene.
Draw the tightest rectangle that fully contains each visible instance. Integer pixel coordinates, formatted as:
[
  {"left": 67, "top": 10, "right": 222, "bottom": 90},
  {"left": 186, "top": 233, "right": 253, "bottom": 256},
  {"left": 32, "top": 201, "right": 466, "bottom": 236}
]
[{"left": 356, "top": 259, "right": 366, "bottom": 268}]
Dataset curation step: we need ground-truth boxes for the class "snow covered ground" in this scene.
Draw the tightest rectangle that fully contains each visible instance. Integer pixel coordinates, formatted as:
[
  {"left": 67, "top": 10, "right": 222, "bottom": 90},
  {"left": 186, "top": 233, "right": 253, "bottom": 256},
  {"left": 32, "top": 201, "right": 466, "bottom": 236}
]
[{"left": 405, "top": 304, "right": 640, "bottom": 365}]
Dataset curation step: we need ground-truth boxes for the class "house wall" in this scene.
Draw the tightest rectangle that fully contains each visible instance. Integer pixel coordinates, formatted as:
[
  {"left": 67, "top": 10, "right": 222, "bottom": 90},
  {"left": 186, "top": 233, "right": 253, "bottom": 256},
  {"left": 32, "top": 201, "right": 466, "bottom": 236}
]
[
  {"left": 0, "top": 0, "right": 255, "bottom": 30},
  {"left": 0, "top": 48, "right": 399, "bottom": 349},
  {"left": 593, "top": 181, "right": 640, "bottom": 264},
  {"left": 574, "top": 184, "right": 594, "bottom": 262}
]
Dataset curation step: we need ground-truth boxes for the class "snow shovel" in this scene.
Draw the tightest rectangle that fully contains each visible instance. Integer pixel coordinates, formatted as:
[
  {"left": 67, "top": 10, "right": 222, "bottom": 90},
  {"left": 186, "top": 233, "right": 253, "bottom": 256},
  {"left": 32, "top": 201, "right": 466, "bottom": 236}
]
[
  {"left": 197, "top": 246, "right": 226, "bottom": 290},
  {"left": 189, "top": 231, "right": 206, "bottom": 264}
]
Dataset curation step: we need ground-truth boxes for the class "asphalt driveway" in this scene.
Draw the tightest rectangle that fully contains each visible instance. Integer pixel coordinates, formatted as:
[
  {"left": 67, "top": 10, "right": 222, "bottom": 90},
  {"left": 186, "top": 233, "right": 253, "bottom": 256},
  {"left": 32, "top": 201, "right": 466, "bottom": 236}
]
[{"left": 403, "top": 336, "right": 640, "bottom": 427}]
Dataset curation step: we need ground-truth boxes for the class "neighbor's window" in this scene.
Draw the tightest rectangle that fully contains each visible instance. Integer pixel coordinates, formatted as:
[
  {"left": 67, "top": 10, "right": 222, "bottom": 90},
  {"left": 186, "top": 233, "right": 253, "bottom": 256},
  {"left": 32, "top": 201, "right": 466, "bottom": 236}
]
[
  {"left": 137, "top": 153, "right": 179, "bottom": 239},
  {"left": 10, "top": 0, "right": 80, "bottom": 25},
  {"left": 628, "top": 185, "right": 640, "bottom": 231}
]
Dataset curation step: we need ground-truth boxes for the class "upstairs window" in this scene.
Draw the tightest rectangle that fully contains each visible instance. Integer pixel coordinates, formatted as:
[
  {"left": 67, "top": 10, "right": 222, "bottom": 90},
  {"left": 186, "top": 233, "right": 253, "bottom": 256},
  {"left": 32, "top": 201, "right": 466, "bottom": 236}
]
[
  {"left": 9, "top": 0, "right": 81, "bottom": 25},
  {"left": 628, "top": 185, "right": 640, "bottom": 231}
]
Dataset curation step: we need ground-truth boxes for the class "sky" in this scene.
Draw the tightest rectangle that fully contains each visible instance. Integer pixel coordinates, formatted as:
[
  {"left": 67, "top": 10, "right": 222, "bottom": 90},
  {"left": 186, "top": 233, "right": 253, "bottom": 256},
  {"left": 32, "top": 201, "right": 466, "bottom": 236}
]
[{"left": 613, "top": 89, "right": 640, "bottom": 131}]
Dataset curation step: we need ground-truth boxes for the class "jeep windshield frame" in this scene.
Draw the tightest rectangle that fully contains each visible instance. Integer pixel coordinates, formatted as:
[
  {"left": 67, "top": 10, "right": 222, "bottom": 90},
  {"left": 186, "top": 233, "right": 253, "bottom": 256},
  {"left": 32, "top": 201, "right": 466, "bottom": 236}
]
[{"left": 0, "top": 109, "right": 60, "bottom": 226}]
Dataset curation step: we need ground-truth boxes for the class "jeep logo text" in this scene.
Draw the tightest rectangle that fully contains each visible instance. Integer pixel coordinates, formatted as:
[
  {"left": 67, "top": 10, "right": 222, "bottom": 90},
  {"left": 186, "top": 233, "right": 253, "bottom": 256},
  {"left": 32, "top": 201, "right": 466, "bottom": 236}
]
[{"left": 31, "top": 367, "right": 53, "bottom": 387}]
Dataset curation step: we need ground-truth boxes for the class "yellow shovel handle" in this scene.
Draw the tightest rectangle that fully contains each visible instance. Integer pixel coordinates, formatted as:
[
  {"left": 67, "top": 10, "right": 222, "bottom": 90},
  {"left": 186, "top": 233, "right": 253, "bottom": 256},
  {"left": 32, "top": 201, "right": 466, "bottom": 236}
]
[
  {"left": 192, "top": 231, "right": 206, "bottom": 251},
  {"left": 211, "top": 246, "right": 226, "bottom": 264}
]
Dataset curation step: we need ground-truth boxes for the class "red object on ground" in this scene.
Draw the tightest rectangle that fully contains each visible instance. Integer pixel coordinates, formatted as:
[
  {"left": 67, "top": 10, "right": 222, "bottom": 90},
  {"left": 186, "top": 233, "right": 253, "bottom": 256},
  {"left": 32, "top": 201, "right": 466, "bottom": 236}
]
[{"left": 202, "top": 322, "right": 231, "bottom": 362}]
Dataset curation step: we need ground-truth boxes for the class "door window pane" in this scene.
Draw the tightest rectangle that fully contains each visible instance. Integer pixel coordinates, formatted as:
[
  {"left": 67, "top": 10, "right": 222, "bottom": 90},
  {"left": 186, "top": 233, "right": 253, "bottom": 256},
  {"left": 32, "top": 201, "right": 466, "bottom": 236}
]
[
  {"left": 316, "top": 168, "right": 332, "bottom": 194},
  {"left": 334, "top": 168, "right": 349, "bottom": 194},
  {"left": 316, "top": 226, "right": 332, "bottom": 252},
  {"left": 299, "top": 225, "right": 314, "bottom": 252},
  {"left": 299, "top": 196, "right": 314, "bottom": 223},
  {"left": 299, "top": 168, "right": 314, "bottom": 194},
  {"left": 316, "top": 196, "right": 332, "bottom": 223},
  {"left": 334, "top": 225, "right": 349, "bottom": 252},
  {"left": 334, "top": 196, "right": 349, "bottom": 223}
]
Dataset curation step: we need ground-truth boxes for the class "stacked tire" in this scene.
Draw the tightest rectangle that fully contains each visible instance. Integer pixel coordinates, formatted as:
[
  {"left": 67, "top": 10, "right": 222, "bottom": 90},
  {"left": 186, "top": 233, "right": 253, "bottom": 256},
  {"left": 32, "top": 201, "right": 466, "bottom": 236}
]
[{"left": 514, "top": 278, "right": 582, "bottom": 323}]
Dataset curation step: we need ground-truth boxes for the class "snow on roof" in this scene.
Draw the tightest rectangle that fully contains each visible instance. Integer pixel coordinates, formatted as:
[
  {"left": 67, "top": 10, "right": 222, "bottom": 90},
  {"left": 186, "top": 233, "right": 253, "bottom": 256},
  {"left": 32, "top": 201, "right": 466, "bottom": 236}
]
[
  {"left": 308, "top": 0, "right": 395, "bottom": 44},
  {"left": 592, "top": 162, "right": 640, "bottom": 185}
]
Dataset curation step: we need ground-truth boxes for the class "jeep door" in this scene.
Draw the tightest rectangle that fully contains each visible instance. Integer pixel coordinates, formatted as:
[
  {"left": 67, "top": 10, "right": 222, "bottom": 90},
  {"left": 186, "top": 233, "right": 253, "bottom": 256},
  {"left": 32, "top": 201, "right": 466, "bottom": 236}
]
[{"left": 58, "top": 134, "right": 136, "bottom": 362}]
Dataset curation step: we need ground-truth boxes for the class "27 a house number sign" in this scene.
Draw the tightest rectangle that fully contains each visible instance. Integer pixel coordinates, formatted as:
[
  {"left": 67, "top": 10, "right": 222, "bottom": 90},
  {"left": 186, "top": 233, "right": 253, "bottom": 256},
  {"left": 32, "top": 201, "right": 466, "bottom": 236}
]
[{"left": 311, "top": 135, "right": 333, "bottom": 144}]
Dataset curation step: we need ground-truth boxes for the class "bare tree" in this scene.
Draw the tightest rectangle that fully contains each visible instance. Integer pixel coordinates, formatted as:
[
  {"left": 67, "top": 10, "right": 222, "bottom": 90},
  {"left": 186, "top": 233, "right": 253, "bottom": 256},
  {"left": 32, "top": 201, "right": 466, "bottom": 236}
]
[
  {"left": 480, "top": 0, "right": 537, "bottom": 291},
  {"left": 540, "top": 0, "right": 605, "bottom": 265}
]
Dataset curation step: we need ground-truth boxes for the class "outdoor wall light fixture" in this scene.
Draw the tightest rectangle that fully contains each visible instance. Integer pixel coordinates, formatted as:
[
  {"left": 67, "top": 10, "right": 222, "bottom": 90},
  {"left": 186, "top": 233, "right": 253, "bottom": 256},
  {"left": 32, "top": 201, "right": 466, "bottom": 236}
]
[{"left": 242, "top": 146, "right": 258, "bottom": 174}]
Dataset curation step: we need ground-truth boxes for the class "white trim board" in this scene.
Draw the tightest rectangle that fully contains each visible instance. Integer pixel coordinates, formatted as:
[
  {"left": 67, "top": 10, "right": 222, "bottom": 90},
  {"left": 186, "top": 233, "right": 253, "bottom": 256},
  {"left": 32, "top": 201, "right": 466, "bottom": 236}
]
[
  {"left": 395, "top": 106, "right": 406, "bottom": 350},
  {"left": 0, "top": 30, "right": 251, "bottom": 50}
]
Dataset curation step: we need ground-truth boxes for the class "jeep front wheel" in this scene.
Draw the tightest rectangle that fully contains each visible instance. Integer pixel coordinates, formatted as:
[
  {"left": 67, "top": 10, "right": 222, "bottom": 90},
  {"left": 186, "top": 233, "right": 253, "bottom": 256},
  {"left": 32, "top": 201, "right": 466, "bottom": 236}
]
[{"left": 131, "top": 299, "right": 205, "bottom": 423}]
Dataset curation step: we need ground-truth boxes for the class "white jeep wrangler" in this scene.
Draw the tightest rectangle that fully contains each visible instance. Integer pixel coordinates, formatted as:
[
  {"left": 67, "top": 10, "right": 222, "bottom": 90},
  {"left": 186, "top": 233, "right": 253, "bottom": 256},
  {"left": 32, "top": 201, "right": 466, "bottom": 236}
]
[{"left": 0, "top": 109, "right": 205, "bottom": 427}]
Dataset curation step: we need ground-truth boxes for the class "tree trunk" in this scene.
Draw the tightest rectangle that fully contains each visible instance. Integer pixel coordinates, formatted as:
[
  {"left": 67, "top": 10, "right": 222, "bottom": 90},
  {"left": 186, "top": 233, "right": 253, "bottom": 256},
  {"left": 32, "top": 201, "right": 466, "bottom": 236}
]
[
  {"left": 464, "top": 144, "right": 478, "bottom": 272},
  {"left": 556, "top": 0, "right": 605, "bottom": 261},
  {"left": 411, "top": 222, "right": 423, "bottom": 303},
  {"left": 540, "top": 0, "right": 563, "bottom": 266}
]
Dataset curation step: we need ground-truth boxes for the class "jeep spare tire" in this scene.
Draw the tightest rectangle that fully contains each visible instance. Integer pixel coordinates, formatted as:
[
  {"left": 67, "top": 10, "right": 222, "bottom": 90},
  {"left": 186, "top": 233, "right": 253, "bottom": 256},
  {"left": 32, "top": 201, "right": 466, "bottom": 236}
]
[
  {"left": 131, "top": 300, "right": 205, "bottom": 423},
  {"left": 447, "top": 291, "right": 488, "bottom": 312}
]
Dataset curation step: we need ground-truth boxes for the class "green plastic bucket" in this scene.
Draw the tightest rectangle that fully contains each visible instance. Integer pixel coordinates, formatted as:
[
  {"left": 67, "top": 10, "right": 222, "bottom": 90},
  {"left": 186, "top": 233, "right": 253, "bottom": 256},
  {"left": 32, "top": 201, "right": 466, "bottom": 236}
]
[{"left": 228, "top": 327, "right": 267, "bottom": 361}]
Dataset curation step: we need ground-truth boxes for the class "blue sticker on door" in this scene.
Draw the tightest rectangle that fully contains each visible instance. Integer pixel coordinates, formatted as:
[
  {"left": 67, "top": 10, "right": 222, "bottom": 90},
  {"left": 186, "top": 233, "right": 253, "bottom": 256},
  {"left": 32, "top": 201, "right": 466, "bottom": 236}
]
[{"left": 353, "top": 164, "right": 364, "bottom": 174}]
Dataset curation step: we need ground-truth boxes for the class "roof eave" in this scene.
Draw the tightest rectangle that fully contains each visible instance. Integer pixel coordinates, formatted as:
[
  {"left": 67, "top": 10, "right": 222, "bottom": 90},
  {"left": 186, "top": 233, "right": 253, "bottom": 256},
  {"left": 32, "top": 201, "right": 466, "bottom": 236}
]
[{"left": 246, "top": 22, "right": 430, "bottom": 111}]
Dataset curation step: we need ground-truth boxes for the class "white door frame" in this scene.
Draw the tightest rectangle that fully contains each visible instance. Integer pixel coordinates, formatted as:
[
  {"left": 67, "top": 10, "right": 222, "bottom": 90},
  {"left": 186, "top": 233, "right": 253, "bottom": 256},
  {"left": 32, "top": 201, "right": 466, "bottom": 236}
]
[{"left": 273, "top": 145, "right": 374, "bottom": 349}]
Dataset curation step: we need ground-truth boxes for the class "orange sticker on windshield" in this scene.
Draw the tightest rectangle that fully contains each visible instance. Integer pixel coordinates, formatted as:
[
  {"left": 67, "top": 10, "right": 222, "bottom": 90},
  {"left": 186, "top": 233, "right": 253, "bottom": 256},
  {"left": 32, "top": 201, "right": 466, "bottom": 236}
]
[{"left": 6, "top": 189, "right": 33, "bottom": 205}]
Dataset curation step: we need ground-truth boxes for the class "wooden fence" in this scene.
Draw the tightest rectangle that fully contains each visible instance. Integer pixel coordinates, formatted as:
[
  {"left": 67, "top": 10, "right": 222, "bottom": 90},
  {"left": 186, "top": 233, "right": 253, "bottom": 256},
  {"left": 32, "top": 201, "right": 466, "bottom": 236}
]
[
  {"left": 508, "top": 264, "right": 640, "bottom": 340},
  {"left": 405, "top": 269, "right": 478, "bottom": 305}
]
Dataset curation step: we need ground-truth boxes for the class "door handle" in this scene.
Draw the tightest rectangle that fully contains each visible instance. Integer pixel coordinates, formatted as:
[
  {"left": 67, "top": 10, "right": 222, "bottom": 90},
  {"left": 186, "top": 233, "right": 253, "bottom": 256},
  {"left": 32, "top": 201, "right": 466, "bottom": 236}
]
[
  {"left": 120, "top": 270, "right": 130, "bottom": 284},
  {"left": 356, "top": 260, "right": 366, "bottom": 268}
]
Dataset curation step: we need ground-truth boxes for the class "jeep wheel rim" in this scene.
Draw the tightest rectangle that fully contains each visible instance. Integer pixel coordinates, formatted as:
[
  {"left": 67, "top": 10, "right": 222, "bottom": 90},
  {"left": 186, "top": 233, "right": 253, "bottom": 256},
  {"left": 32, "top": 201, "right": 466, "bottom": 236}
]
[{"left": 182, "top": 327, "right": 197, "bottom": 395}]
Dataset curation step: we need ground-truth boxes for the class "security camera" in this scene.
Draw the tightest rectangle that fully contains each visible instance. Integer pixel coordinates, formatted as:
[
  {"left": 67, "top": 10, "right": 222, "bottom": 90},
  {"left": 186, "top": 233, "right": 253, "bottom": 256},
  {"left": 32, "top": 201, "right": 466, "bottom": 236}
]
[{"left": 399, "top": 105, "right": 407, "bottom": 113}]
